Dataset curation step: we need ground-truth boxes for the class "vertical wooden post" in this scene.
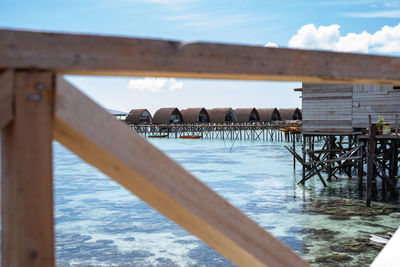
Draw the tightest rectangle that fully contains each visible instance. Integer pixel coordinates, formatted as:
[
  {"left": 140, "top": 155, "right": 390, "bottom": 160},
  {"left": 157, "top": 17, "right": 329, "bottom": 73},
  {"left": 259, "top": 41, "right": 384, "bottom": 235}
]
[
  {"left": 366, "top": 123, "right": 376, "bottom": 207},
  {"left": 358, "top": 140, "right": 364, "bottom": 188},
  {"left": 293, "top": 134, "right": 296, "bottom": 169},
  {"left": 327, "top": 136, "right": 334, "bottom": 182},
  {"left": 302, "top": 135, "right": 306, "bottom": 182},
  {"left": 1, "top": 71, "right": 55, "bottom": 267}
]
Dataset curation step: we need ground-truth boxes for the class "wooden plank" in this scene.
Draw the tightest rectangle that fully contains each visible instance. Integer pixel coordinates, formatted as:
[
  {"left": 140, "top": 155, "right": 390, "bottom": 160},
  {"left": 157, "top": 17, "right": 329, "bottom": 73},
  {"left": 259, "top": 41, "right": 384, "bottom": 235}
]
[
  {"left": 0, "top": 29, "right": 399, "bottom": 84},
  {"left": 0, "top": 70, "right": 13, "bottom": 129},
  {"left": 303, "top": 83, "right": 353, "bottom": 90},
  {"left": 53, "top": 76, "right": 309, "bottom": 267},
  {"left": 371, "top": 226, "right": 400, "bottom": 267},
  {"left": 1, "top": 71, "right": 55, "bottom": 266}
]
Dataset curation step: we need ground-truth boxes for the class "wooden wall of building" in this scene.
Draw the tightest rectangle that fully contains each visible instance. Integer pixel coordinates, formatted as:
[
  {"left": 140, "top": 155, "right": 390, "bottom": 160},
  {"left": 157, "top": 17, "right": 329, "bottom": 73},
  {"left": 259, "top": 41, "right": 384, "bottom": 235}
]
[
  {"left": 302, "top": 83, "right": 400, "bottom": 133},
  {"left": 302, "top": 83, "right": 353, "bottom": 133},
  {"left": 352, "top": 84, "right": 400, "bottom": 128}
]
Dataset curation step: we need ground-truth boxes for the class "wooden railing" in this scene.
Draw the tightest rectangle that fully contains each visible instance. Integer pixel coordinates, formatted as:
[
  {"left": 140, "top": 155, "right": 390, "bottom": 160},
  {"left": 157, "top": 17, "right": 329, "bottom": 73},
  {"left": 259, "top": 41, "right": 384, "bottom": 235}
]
[{"left": 1, "top": 29, "right": 400, "bottom": 267}]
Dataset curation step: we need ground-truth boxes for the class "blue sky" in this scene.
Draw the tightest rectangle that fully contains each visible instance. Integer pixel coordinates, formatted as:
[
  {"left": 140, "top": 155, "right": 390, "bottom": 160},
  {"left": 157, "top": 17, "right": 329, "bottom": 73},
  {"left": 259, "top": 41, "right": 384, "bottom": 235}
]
[{"left": 2, "top": 0, "right": 400, "bottom": 113}]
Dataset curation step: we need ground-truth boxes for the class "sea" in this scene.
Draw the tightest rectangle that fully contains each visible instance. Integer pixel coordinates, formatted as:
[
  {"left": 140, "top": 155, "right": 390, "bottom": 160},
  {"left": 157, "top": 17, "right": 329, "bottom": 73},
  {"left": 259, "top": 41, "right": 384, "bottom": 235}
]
[{"left": 5, "top": 138, "right": 400, "bottom": 266}]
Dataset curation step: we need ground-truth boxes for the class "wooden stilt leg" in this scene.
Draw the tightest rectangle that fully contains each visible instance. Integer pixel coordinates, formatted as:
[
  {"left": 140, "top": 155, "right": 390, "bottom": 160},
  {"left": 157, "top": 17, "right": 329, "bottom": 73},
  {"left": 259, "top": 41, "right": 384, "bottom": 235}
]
[{"left": 367, "top": 124, "right": 376, "bottom": 207}]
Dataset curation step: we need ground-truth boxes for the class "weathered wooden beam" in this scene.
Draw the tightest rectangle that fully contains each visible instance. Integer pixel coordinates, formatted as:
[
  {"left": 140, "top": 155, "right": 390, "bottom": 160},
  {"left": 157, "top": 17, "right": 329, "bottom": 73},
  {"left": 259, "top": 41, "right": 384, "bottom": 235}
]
[
  {"left": 54, "top": 77, "right": 309, "bottom": 267},
  {"left": 1, "top": 71, "right": 55, "bottom": 267},
  {"left": 0, "top": 70, "right": 13, "bottom": 129},
  {"left": 1, "top": 29, "right": 400, "bottom": 84}
]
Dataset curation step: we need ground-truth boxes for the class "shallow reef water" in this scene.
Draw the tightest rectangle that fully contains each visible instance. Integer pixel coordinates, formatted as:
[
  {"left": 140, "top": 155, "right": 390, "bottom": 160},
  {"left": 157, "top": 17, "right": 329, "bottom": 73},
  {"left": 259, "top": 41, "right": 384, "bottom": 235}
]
[{"left": 51, "top": 138, "right": 399, "bottom": 266}]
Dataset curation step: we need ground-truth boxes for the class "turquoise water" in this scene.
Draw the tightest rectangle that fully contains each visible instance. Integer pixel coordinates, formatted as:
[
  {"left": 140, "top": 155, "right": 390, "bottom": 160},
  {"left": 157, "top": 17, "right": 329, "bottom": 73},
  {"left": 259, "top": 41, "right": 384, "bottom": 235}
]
[{"left": 53, "top": 138, "right": 399, "bottom": 266}]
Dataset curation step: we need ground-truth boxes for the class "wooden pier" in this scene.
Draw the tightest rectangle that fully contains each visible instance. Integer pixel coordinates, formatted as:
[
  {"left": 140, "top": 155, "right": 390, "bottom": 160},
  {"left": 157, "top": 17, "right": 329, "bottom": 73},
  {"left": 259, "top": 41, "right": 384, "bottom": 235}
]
[{"left": 130, "top": 123, "right": 302, "bottom": 142}]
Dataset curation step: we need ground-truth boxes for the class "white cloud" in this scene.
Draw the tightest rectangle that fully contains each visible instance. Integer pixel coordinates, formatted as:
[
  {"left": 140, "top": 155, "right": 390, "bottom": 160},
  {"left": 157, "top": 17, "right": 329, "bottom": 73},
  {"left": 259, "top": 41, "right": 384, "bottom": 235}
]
[
  {"left": 337, "top": 31, "right": 371, "bottom": 53},
  {"left": 127, "top": 78, "right": 183, "bottom": 93},
  {"left": 288, "top": 23, "right": 400, "bottom": 54},
  {"left": 288, "top": 24, "right": 340, "bottom": 50},
  {"left": 264, "top": 42, "right": 279, "bottom": 48},
  {"left": 371, "top": 24, "right": 400, "bottom": 52}
]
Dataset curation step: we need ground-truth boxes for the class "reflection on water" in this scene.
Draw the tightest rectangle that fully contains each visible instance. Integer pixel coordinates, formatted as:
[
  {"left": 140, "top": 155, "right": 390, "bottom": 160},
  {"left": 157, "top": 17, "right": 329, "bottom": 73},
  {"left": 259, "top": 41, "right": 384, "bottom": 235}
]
[{"left": 53, "top": 139, "right": 399, "bottom": 266}]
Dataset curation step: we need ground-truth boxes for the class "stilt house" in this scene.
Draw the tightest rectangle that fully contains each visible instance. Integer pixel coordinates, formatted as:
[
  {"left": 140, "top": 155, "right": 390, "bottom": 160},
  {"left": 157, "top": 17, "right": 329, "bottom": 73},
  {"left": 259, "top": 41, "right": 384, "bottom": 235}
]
[
  {"left": 234, "top": 108, "right": 260, "bottom": 123},
  {"left": 125, "top": 109, "right": 152, "bottom": 124},
  {"left": 279, "top": 108, "right": 302, "bottom": 121},
  {"left": 257, "top": 108, "right": 280, "bottom": 122},
  {"left": 153, "top": 108, "right": 183, "bottom": 124},
  {"left": 207, "top": 108, "right": 237, "bottom": 123},
  {"left": 180, "top": 108, "right": 210, "bottom": 123}
]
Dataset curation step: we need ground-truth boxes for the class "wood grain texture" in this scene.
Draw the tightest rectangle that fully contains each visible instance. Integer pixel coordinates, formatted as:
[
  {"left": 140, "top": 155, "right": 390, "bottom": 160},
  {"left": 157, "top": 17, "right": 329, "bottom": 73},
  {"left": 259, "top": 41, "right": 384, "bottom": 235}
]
[
  {"left": 302, "top": 83, "right": 353, "bottom": 132},
  {"left": 0, "top": 29, "right": 400, "bottom": 84},
  {"left": 0, "top": 70, "right": 13, "bottom": 129},
  {"left": 1, "top": 71, "right": 55, "bottom": 267},
  {"left": 352, "top": 84, "right": 400, "bottom": 128},
  {"left": 54, "top": 76, "right": 309, "bottom": 267}
]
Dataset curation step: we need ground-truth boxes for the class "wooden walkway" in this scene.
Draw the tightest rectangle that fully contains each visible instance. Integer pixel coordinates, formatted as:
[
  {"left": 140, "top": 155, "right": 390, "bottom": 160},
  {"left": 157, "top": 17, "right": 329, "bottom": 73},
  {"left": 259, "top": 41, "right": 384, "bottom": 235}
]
[{"left": 130, "top": 123, "right": 302, "bottom": 142}]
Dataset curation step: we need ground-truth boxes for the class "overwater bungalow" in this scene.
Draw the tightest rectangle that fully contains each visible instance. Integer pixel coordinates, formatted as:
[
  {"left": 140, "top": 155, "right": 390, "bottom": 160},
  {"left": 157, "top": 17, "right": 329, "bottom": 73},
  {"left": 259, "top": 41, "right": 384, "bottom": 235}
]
[
  {"left": 180, "top": 108, "right": 210, "bottom": 123},
  {"left": 234, "top": 108, "right": 260, "bottom": 123},
  {"left": 207, "top": 108, "right": 237, "bottom": 123},
  {"left": 279, "top": 108, "right": 302, "bottom": 121},
  {"left": 153, "top": 108, "right": 183, "bottom": 124},
  {"left": 258, "top": 108, "right": 281, "bottom": 122},
  {"left": 125, "top": 109, "right": 152, "bottom": 124}
]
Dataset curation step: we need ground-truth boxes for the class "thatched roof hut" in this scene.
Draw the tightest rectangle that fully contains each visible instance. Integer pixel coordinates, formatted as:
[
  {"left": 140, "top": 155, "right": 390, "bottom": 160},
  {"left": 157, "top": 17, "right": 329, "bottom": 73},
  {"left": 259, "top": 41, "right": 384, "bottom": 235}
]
[
  {"left": 125, "top": 109, "right": 152, "bottom": 124},
  {"left": 279, "top": 108, "right": 302, "bottom": 121},
  {"left": 234, "top": 108, "right": 260, "bottom": 123},
  {"left": 153, "top": 108, "right": 183, "bottom": 124},
  {"left": 181, "top": 108, "right": 210, "bottom": 123},
  {"left": 207, "top": 108, "right": 237, "bottom": 123},
  {"left": 258, "top": 108, "right": 280, "bottom": 122}
]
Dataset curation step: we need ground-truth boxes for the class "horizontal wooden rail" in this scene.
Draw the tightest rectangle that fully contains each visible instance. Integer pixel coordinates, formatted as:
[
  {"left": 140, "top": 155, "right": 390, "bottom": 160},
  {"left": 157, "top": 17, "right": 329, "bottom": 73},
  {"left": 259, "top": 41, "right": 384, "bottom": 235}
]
[
  {"left": 53, "top": 76, "right": 309, "bottom": 267},
  {"left": 0, "top": 70, "right": 13, "bottom": 129},
  {"left": 1, "top": 29, "right": 400, "bottom": 84}
]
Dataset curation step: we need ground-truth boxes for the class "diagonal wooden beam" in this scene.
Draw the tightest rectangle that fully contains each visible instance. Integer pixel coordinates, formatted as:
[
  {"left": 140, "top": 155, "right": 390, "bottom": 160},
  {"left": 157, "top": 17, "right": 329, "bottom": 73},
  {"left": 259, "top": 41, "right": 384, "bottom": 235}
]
[
  {"left": 1, "top": 29, "right": 400, "bottom": 84},
  {"left": 0, "top": 70, "right": 13, "bottom": 129},
  {"left": 53, "top": 76, "right": 309, "bottom": 267}
]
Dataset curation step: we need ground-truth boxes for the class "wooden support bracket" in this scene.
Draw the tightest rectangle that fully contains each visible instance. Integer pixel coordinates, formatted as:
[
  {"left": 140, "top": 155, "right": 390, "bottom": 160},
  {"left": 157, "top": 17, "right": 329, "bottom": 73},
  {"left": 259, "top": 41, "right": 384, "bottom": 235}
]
[{"left": 54, "top": 76, "right": 309, "bottom": 267}]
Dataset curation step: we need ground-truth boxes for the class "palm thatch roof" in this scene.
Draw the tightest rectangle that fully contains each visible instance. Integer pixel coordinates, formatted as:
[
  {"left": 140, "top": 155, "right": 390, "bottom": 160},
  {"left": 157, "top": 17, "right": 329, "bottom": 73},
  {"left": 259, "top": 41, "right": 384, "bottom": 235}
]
[
  {"left": 207, "top": 108, "right": 237, "bottom": 123},
  {"left": 279, "top": 108, "right": 302, "bottom": 120},
  {"left": 125, "top": 109, "right": 152, "bottom": 124},
  {"left": 181, "top": 108, "right": 209, "bottom": 123},
  {"left": 153, "top": 108, "right": 183, "bottom": 124},
  {"left": 234, "top": 108, "right": 260, "bottom": 122},
  {"left": 258, "top": 108, "right": 280, "bottom": 122}
]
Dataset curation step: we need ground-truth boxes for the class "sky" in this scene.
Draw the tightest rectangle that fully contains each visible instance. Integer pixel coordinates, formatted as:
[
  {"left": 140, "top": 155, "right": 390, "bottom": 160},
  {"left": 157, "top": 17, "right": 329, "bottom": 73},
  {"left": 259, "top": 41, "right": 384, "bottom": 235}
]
[{"left": 2, "top": 0, "right": 400, "bottom": 114}]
